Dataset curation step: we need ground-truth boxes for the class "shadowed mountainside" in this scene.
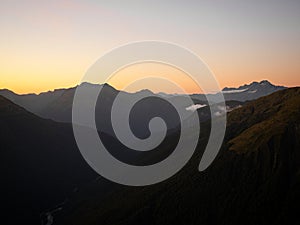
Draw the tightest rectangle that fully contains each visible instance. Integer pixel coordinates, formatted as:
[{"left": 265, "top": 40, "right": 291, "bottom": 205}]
[
  {"left": 54, "top": 87, "right": 300, "bottom": 225},
  {"left": 0, "top": 96, "right": 98, "bottom": 225}
]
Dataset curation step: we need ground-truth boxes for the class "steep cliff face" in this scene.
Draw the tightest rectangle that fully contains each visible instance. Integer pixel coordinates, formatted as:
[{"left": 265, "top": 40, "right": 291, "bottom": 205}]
[{"left": 55, "top": 88, "right": 300, "bottom": 225}]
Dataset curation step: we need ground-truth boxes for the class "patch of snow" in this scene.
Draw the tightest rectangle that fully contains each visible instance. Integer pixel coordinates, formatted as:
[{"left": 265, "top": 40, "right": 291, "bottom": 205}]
[
  {"left": 214, "top": 111, "right": 223, "bottom": 116},
  {"left": 217, "top": 106, "right": 228, "bottom": 111},
  {"left": 227, "top": 105, "right": 242, "bottom": 112},
  {"left": 222, "top": 88, "right": 248, "bottom": 94},
  {"left": 186, "top": 104, "right": 207, "bottom": 112},
  {"left": 214, "top": 104, "right": 242, "bottom": 116},
  {"left": 214, "top": 105, "right": 228, "bottom": 116},
  {"left": 248, "top": 89, "right": 257, "bottom": 93}
]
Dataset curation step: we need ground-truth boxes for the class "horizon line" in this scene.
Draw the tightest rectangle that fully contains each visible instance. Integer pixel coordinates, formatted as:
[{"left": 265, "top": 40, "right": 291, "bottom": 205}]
[{"left": 0, "top": 80, "right": 296, "bottom": 96}]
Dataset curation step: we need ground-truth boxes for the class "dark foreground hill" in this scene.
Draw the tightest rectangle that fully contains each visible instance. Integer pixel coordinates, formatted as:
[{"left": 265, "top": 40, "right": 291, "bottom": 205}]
[
  {"left": 0, "top": 80, "right": 284, "bottom": 125},
  {"left": 0, "top": 96, "right": 97, "bottom": 225},
  {"left": 54, "top": 87, "right": 300, "bottom": 225}
]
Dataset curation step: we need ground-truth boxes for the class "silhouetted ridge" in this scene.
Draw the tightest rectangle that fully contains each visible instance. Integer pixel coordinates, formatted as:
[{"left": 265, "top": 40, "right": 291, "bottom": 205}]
[{"left": 0, "top": 96, "right": 97, "bottom": 225}]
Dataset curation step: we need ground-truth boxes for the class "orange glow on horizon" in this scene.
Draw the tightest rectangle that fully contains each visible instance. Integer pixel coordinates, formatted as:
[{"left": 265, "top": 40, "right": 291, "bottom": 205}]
[
  {"left": 107, "top": 63, "right": 203, "bottom": 94},
  {"left": 1, "top": 44, "right": 299, "bottom": 95}
]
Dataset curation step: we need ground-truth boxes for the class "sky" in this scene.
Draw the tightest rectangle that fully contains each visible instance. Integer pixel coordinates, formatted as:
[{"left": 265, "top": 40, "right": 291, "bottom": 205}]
[{"left": 0, "top": 0, "right": 299, "bottom": 94}]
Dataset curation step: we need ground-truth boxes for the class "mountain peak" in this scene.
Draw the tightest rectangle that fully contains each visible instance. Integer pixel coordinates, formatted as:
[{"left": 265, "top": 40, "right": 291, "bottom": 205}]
[
  {"left": 134, "top": 89, "right": 154, "bottom": 95},
  {"left": 258, "top": 80, "right": 272, "bottom": 85},
  {"left": 79, "top": 82, "right": 100, "bottom": 87},
  {"left": 78, "top": 82, "right": 118, "bottom": 93},
  {"left": 222, "top": 80, "right": 284, "bottom": 92},
  {"left": 0, "top": 88, "right": 16, "bottom": 96},
  {"left": 220, "top": 80, "right": 286, "bottom": 102}
]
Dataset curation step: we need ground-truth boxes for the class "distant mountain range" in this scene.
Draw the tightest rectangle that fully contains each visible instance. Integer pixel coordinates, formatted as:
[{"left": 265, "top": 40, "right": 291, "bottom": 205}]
[
  {"left": 221, "top": 80, "right": 286, "bottom": 101},
  {"left": 0, "top": 80, "right": 286, "bottom": 125}
]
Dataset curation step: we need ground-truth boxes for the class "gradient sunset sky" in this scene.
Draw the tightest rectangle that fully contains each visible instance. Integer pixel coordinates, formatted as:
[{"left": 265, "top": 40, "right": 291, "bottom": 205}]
[{"left": 1, "top": 0, "right": 299, "bottom": 94}]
